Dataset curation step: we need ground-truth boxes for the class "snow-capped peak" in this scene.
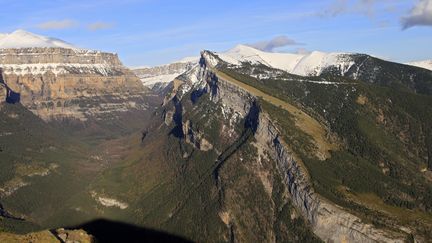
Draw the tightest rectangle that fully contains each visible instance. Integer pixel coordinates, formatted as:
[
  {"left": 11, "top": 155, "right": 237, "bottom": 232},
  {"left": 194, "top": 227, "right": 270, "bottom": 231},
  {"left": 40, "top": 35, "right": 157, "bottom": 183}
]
[
  {"left": 0, "top": 29, "right": 79, "bottom": 50},
  {"left": 406, "top": 60, "right": 432, "bottom": 71},
  {"left": 215, "top": 44, "right": 355, "bottom": 76}
]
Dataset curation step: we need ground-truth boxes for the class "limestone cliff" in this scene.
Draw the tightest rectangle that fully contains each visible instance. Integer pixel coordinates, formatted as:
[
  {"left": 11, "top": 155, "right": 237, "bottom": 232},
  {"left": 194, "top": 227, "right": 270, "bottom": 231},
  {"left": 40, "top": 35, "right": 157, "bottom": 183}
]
[{"left": 0, "top": 47, "right": 149, "bottom": 121}]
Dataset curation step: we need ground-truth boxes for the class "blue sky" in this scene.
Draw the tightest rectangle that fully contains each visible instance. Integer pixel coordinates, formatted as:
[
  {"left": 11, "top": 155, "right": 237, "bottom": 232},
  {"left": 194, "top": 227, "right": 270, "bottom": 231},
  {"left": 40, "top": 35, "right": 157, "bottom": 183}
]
[{"left": 0, "top": 0, "right": 431, "bottom": 66}]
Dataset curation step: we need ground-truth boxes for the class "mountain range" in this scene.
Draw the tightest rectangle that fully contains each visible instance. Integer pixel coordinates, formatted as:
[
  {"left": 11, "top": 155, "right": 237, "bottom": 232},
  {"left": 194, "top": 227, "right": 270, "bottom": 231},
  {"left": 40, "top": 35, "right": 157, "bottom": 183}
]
[
  {"left": 1, "top": 30, "right": 432, "bottom": 243},
  {"left": 133, "top": 43, "right": 432, "bottom": 95}
]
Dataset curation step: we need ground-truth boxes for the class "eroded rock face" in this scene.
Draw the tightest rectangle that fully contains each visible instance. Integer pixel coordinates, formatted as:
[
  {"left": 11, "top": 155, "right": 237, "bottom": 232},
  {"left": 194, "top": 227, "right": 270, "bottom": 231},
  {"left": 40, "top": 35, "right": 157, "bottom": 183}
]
[
  {"left": 0, "top": 47, "right": 149, "bottom": 121},
  {"left": 0, "top": 47, "right": 122, "bottom": 65},
  {"left": 171, "top": 52, "right": 408, "bottom": 242},
  {"left": 0, "top": 85, "right": 5, "bottom": 103},
  {"left": 257, "top": 115, "right": 406, "bottom": 243}
]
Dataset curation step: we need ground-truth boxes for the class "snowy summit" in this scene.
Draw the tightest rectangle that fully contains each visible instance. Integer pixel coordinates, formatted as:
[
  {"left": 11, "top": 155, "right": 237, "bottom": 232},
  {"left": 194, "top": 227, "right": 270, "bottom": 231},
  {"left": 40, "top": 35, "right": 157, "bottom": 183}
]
[
  {"left": 0, "top": 29, "right": 78, "bottom": 49},
  {"left": 215, "top": 44, "right": 356, "bottom": 77}
]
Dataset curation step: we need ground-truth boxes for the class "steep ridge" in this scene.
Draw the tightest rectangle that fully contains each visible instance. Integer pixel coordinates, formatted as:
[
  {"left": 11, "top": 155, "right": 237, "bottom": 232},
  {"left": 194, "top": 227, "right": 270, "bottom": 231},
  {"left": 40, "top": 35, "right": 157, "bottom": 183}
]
[
  {"left": 210, "top": 51, "right": 432, "bottom": 240},
  {"left": 78, "top": 56, "right": 319, "bottom": 242},
  {"left": 78, "top": 49, "right": 432, "bottom": 242},
  {"left": 198, "top": 51, "right": 408, "bottom": 242},
  {"left": 209, "top": 68, "right": 337, "bottom": 160}
]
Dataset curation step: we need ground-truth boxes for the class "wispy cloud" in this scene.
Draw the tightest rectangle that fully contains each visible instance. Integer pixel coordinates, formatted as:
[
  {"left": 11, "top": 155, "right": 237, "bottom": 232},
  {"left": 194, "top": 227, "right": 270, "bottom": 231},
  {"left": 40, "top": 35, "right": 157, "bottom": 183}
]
[
  {"left": 320, "top": 0, "right": 349, "bottom": 17},
  {"left": 36, "top": 19, "right": 77, "bottom": 30},
  {"left": 402, "top": 0, "right": 432, "bottom": 29},
  {"left": 35, "top": 19, "right": 114, "bottom": 32},
  {"left": 247, "top": 36, "right": 303, "bottom": 52},
  {"left": 252, "top": 11, "right": 315, "bottom": 22},
  {"left": 318, "top": 0, "right": 397, "bottom": 18},
  {"left": 354, "top": 0, "right": 381, "bottom": 17},
  {"left": 87, "top": 22, "right": 114, "bottom": 31}
]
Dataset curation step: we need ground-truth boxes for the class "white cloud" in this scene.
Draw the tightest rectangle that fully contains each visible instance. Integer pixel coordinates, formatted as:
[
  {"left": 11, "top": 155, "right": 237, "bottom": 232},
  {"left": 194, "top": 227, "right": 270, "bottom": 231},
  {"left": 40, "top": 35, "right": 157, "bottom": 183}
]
[
  {"left": 36, "top": 19, "right": 77, "bottom": 30},
  {"left": 87, "top": 22, "right": 114, "bottom": 31},
  {"left": 402, "top": 0, "right": 432, "bottom": 29},
  {"left": 247, "top": 36, "right": 303, "bottom": 52}
]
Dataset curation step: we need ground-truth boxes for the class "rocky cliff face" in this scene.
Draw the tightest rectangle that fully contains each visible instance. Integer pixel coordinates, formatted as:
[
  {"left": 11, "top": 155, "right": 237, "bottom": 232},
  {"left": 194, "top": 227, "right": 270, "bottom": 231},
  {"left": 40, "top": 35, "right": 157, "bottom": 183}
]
[
  {"left": 0, "top": 47, "right": 149, "bottom": 122},
  {"left": 256, "top": 114, "right": 407, "bottom": 243},
  {"left": 0, "top": 47, "right": 122, "bottom": 65},
  {"left": 0, "top": 85, "right": 5, "bottom": 102},
  {"left": 165, "top": 51, "right": 410, "bottom": 242}
]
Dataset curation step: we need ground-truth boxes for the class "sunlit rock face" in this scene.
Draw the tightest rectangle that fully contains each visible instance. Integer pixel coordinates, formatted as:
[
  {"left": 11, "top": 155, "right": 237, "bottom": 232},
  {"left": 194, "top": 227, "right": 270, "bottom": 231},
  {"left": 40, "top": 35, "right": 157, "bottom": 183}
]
[{"left": 0, "top": 47, "right": 149, "bottom": 121}]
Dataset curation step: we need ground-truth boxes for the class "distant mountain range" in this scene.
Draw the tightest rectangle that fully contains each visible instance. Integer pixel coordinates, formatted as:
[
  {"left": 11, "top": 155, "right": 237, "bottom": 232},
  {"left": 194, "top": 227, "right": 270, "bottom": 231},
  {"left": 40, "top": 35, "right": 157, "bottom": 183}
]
[
  {"left": 133, "top": 43, "right": 432, "bottom": 94},
  {"left": 132, "top": 57, "right": 199, "bottom": 92}
]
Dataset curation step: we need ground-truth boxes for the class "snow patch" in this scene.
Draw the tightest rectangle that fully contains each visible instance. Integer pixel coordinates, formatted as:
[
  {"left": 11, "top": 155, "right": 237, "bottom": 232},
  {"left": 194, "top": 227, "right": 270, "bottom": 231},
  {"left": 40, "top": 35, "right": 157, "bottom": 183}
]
[
  {"left": 91, "top": 191, "right": 128, "bottom": 209},
  {"left": 0, "top": 63, "right": 113, "bottom": 76},
  {"left": 0, "top": 132, "right": 12, "bottom": 137},
  {"left": 138, "top": 73, "right": 180, "bottom": 88}
]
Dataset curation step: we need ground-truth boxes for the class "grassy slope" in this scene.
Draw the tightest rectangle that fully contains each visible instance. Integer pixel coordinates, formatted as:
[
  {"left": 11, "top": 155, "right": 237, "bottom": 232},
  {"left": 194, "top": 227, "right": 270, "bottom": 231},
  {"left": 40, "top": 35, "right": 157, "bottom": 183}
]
[{"left": 213, "top": 69, "right": 337, "bottom": 159}]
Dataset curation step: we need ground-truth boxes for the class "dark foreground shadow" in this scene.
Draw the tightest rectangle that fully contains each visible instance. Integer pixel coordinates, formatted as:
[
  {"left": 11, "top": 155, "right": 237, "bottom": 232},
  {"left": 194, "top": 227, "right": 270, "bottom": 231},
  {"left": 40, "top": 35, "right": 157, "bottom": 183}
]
[{"left": 68, "top": 219, "right": 194, "bottom": 243}]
